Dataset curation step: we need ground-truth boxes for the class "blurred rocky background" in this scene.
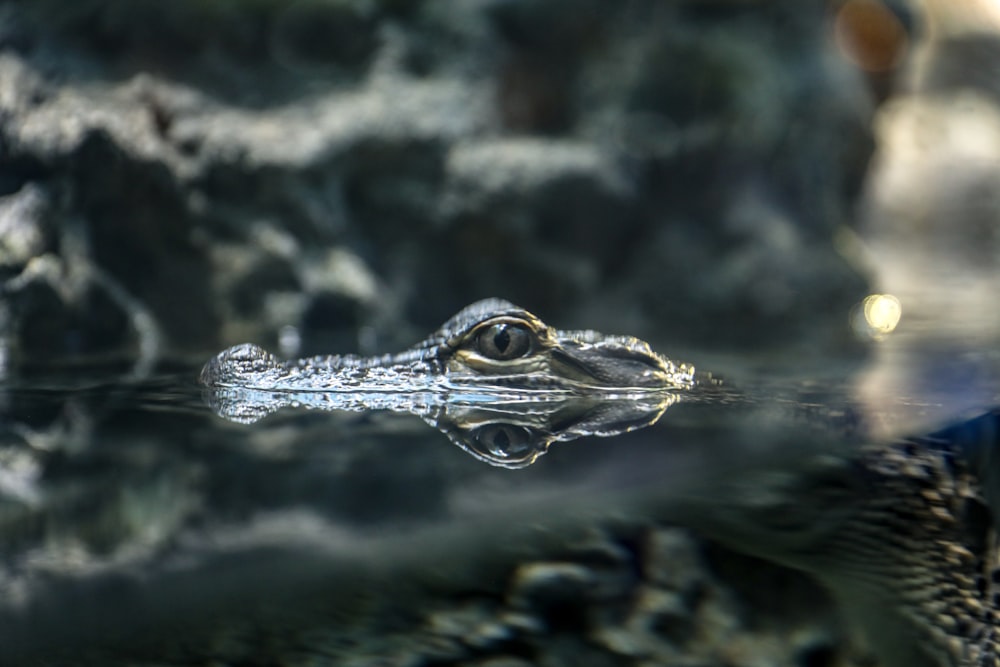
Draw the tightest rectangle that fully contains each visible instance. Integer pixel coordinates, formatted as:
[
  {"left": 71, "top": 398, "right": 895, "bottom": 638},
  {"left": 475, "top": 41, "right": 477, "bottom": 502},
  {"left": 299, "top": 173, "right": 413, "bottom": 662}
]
[{"left": 0, "top": 0, "right": 894, "bottom": 376}]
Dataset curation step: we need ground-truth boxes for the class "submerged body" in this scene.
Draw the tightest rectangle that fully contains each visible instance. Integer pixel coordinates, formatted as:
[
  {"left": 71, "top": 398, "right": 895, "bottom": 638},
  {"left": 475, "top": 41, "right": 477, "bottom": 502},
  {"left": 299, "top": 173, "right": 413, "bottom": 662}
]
[{"left": 202, "top": 298, "right": 1000, "bottom": 667}]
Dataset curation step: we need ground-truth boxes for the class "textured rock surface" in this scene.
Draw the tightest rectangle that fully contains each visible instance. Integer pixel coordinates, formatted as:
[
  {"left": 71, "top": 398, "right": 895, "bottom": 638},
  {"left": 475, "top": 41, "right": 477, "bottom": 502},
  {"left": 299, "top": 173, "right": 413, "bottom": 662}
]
[{"left": 0, "top": 0, "right": 876, "bottom": 372}]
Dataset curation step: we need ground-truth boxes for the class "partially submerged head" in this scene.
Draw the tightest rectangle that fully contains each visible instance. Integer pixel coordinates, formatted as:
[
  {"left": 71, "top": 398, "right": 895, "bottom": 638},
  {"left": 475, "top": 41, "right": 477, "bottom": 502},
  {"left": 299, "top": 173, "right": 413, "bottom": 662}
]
[{"left": 436, "top": 299, "right": 695, "bottom": 393}]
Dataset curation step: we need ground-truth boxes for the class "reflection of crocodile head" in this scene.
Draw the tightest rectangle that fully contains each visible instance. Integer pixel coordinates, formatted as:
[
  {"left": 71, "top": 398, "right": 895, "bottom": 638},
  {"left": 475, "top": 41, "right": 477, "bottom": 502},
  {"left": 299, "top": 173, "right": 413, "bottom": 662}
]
[
  {"left": 415, "top": 395, "right": 674, "bottom": 468},
  {"left": 200, "top": 299, "right": 693, "bottom": 466}
]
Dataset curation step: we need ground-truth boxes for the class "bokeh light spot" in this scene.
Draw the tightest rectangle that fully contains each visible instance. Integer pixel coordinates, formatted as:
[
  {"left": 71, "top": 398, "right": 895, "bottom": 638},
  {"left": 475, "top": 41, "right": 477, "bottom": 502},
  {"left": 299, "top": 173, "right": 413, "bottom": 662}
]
[{"left": 852, "top": 293, "right": 902, "bottom": 341}]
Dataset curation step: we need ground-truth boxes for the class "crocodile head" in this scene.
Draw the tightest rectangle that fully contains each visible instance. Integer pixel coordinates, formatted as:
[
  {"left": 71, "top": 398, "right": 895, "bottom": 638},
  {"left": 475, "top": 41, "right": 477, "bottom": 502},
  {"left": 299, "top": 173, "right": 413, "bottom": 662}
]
[
  {"left": 200, "top": 299, "right": 695, "bottom": 464},
  {"left": 200, "top": 298, "right": 695, "bottom": 396},
  {"left": 430, "top": 298, "right": 695, "bottom": 393}
]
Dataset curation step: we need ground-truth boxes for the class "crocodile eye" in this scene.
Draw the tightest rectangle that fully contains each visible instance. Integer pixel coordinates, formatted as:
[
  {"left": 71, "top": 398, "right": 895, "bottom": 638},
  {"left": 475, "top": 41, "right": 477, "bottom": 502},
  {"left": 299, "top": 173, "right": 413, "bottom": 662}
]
[{"left": 475, "top": 322, "right": 533, "bottom": 360}]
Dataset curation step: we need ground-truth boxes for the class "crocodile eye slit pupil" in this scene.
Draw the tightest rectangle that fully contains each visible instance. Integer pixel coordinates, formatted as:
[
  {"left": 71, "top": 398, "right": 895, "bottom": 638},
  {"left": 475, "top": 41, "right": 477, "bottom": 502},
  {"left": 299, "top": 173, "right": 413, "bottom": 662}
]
[
  {"left": 493, "top": 327, "right": 511, "bottom": 353},
  {"left": 475, "top": 323, "right": 532, "bottom": 360}
]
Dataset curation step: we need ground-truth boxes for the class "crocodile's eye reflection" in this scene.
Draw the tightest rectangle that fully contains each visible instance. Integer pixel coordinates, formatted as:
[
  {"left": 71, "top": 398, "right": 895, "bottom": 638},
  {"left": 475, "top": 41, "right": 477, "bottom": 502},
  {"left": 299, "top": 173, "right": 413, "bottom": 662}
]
[
  {"left": 470, "top": 424, "right": 538, "bottom": 462},
  {"left": 475, "top": 322, "right": 533, "bottom": 360}
]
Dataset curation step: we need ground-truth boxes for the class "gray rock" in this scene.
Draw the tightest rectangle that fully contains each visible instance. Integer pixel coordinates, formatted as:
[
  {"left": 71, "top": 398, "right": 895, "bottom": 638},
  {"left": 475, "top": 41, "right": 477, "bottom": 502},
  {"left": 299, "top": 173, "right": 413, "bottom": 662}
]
[
  {"left": 0, "top": 184, "right": 51, "bottom": 269},
  {"left": 0, "top": 0, "right": 876, "bottom": 366}
]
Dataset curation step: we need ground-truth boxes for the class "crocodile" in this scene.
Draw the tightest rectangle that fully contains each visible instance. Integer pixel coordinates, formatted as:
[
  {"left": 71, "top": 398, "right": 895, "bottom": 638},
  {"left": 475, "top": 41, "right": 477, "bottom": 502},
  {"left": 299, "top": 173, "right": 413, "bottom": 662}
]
[
  {"left": 201, "top": 298, "right": 1000, "bottom": 667},
  {"left": 201, "top": 298, "right": 691, "bottom": 466}
]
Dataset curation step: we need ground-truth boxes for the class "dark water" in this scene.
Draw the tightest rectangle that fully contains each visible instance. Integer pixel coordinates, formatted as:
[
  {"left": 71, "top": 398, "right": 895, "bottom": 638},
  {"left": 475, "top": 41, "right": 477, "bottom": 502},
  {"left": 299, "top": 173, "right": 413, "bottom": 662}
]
[{"left": 2, "top": 346, "right": 1000, "bottom": 665}]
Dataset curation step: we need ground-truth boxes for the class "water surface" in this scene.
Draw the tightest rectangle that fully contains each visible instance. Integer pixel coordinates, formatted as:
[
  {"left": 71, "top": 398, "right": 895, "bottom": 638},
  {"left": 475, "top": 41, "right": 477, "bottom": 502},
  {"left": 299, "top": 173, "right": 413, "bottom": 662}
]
[{"left": 2, "top": 342, "right": 999, "bottom": 664}]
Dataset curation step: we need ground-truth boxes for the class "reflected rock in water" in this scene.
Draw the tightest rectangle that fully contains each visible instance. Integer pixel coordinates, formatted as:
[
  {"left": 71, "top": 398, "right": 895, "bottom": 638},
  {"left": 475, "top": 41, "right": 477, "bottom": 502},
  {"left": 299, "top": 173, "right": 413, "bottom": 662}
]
[{"left": 201, "top": 298, "right": 689, "bottom": 467}]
